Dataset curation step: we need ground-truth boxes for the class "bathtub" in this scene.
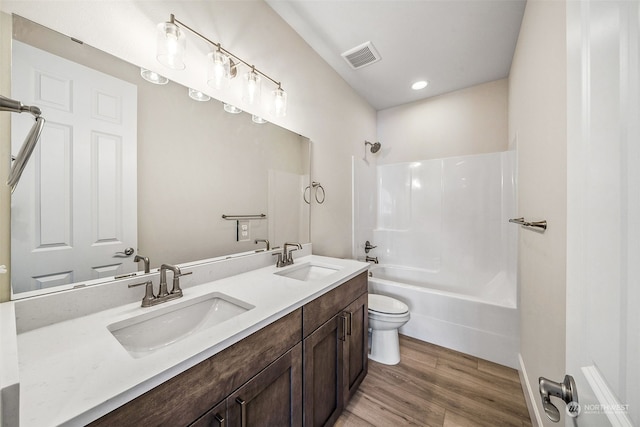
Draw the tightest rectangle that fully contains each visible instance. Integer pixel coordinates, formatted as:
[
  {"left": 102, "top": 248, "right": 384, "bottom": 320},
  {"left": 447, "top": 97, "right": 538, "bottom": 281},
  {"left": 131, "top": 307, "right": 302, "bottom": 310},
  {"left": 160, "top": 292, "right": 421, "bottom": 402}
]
[{"left": 368, "top": 264, "right": 519, "bottom": 368}]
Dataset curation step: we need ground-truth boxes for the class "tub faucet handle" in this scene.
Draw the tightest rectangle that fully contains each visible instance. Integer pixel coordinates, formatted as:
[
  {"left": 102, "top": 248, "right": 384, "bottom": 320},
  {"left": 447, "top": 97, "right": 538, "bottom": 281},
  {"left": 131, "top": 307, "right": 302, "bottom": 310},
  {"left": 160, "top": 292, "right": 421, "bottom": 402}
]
[{"left": 364, "top": 241, "right": 377, "bottom": 254}]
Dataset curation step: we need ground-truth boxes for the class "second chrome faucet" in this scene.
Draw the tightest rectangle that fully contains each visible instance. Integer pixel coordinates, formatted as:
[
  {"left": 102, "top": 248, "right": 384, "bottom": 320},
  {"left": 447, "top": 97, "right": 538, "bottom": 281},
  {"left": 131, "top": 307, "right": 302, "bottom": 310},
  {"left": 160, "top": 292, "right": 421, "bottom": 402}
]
[
  {"left": 273, "top": 242, "right": 302, "bottom": 267},
  {"left": 128, "top": 263, "right": 192, "bottom": 307}
]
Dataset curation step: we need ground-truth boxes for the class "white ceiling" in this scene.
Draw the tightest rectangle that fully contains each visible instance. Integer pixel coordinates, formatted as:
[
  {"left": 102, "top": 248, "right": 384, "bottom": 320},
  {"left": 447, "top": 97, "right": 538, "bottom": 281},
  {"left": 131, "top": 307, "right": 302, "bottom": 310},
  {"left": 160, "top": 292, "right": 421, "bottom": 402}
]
[{"left": 267, "top": 0, "right": 526, "bottom": 111}]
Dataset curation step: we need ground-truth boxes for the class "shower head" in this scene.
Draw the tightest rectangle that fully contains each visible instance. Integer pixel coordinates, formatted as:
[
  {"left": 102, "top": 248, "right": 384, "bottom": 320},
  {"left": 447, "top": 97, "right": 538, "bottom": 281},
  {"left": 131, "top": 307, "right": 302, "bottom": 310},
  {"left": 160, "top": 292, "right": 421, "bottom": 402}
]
[{"left": 365, "top": 140, "right": 381, "bottom": 154}]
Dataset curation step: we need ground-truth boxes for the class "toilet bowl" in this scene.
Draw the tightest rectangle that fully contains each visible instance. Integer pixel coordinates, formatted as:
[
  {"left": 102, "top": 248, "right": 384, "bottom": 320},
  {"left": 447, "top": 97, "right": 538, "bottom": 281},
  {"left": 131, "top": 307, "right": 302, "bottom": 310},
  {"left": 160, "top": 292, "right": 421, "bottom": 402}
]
[{"left": 368, "top": 294, "right": 410, "bottom": 365}]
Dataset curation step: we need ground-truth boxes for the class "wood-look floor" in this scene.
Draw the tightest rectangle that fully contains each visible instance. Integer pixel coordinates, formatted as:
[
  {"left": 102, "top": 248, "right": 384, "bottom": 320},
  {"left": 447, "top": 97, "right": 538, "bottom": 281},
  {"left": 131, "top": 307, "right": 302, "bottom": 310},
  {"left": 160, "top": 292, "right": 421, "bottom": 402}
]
[{"left": 335, "top": 335, "right": 532, "bottom": 427}]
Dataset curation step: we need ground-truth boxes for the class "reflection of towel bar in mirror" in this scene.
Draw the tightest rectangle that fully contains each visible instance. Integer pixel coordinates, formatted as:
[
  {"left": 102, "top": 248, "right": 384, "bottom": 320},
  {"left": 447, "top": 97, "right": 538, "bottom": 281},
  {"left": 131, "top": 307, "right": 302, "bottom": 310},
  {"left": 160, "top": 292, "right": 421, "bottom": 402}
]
[
  {"left": 303, "top": 181, "right": 325, "bottom": 204},
  {"left": 509, "top": 217, "right": 547, "bottom": 231},
  {"left": 222, "top": 214, "right": 267, "bottom": 220}
]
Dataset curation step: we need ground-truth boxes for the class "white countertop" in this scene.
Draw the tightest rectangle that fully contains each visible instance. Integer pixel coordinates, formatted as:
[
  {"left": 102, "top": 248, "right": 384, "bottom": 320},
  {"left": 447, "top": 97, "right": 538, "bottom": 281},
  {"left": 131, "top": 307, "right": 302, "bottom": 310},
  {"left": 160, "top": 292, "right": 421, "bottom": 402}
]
[{"left": 0, "top": 253, "right": 368, "bottom": 427}]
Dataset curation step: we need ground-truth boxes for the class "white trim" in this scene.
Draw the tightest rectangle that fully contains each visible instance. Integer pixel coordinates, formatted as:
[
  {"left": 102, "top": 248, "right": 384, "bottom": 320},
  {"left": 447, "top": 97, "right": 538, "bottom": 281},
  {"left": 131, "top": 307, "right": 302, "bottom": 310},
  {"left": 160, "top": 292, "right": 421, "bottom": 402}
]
[
  {"left": 582, "top": 366, "right": 633, "bottom": 427},
  {"left": 518, "top": 353, "right": 543, "bottom": 427}
]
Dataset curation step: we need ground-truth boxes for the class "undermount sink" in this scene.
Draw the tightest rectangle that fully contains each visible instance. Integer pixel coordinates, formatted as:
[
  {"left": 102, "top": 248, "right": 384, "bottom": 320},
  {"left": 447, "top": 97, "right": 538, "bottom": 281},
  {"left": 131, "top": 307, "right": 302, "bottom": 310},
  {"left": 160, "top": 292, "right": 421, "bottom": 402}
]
[
  {"left": 275, "top": 262, "right": 341, "bottom": 281},
  {"left": 108, "top": 292, "right": 254, "bottom": 358}
]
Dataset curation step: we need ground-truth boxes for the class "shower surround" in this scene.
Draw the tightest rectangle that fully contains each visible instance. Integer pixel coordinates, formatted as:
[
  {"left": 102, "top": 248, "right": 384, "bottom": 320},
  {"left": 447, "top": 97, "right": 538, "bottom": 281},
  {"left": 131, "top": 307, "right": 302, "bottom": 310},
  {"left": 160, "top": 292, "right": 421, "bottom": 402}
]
[{"left": 354, "top": 150, "right": 519, "bottom": 367}]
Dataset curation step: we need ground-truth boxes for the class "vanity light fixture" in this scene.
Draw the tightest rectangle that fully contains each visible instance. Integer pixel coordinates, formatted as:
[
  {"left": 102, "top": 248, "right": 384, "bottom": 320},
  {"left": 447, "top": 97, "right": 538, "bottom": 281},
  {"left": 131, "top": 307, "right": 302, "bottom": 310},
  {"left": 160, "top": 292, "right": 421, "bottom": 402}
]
[
  {"left": 188, "top": 88, "right": 211, "bottom": 102},
  {"left": 207, "top": 49, "right": 235, "bottom": 90},
  {"left": 271, "top": 86, "right": 287, "bottom": 118},
  {"left": 223, "top": 103, "right": 243, "bottom": 114},
  {"left": 242, "top": 67, "right": 262, "bottom": 106},
  {"left": 140, "top": 68, "right": 169, "bottom": 85},
  {"left": 156, "top": 14, "right": 288, "bottom": 117},
  {"left": 156, "top": 20, "right": 186, "bottom": 70},
  {"left": 411, "top": 80, "right": 429, "bottom": 90}
]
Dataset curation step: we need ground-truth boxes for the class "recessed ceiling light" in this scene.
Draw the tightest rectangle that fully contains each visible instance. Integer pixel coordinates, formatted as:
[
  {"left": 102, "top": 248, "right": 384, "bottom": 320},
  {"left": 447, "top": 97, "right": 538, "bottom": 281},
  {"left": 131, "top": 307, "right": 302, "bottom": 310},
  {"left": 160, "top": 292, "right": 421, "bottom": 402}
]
[{"left": 411, "top": 80, "right": 429, "bottom": 90}]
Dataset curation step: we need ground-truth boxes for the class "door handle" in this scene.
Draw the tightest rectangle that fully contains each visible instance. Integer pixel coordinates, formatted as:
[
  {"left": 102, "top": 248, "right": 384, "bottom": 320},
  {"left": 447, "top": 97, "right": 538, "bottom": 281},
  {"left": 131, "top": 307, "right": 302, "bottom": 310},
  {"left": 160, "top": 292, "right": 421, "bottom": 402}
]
[
  {"left": 539, "top": 374, "right": 579, "bottom": 422},
  {"left": 114, "top": 247, "right": 134, "bottom": 257}
]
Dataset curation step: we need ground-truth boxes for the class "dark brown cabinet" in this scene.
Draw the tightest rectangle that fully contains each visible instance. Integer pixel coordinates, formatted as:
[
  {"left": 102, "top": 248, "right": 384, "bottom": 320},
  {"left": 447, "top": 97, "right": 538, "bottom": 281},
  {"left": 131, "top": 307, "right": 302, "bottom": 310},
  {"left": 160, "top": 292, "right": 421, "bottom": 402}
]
[
  {"left": 90, "top": 272, "right": 368, "bottom": 427},
  {"left": 228, "top": 343, "right": 302, "bottom": 427},
  {"left": 302, "top": 273, "right": 368, "bottom": 427},
  {"left": 303, "top": 313, "right": 345, "bottom": 426},
  {"left": 191, "top": 400, "right": 227, "bottom": 427},
  {"left": 342, "top": 292, "right": 368, "bottom": 403}
]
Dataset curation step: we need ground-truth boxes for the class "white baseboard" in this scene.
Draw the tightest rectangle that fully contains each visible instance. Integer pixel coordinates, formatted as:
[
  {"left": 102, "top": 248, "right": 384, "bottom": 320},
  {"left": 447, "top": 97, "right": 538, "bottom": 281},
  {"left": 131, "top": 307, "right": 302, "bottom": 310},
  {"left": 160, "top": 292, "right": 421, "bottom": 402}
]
[{"left": 518, "top": 353, "right": 543, "bottom": 427}]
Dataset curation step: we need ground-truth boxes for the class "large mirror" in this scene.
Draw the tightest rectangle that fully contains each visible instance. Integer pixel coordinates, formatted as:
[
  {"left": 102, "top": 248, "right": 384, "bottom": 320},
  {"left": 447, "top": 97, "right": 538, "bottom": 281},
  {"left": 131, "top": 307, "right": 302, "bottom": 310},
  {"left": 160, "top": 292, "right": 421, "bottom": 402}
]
[{"left": 10, "top": 16, "right": 310, "bottom": 296}]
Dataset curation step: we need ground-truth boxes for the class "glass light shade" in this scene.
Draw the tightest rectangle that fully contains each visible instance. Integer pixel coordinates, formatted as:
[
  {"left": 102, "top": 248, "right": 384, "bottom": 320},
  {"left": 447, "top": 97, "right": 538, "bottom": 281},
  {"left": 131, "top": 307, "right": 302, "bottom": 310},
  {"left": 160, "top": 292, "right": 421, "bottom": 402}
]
[
  {"left": 156, "top": 22, "right": 186, "bottom": 70},
  {"left": 188, "top": 88, "right": 211, "bottom": 102},
  {"left": 207, "top": 51, "right": 231, "bottom": 89},
  {"left": 140, "top": 68, "right": 169, "bottom": 85},
  {"left": 223, "top": 103, "right": 243, "bottom": 114},
  {"left": 252, "top": 115, "right": 267, "bottom": 124},
  {"left": 242, "top": 69, "right": 261, "bottom": 106},
  {"left": 271, "top": 87, "right": 287, "bottom": 117}
]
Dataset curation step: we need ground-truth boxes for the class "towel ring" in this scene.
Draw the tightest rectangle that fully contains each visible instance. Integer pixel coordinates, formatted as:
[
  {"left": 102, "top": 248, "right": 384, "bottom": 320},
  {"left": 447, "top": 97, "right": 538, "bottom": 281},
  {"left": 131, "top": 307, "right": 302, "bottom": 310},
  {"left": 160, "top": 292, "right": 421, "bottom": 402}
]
[
  {"left": 303, "top": 185, "right": 311, "bottom": 204},
  {"left": 303, "top": 182, "right": 325, "bottom": 204},
  {"left": 312, "top": 182, "right": 325, "bottom": 204}
]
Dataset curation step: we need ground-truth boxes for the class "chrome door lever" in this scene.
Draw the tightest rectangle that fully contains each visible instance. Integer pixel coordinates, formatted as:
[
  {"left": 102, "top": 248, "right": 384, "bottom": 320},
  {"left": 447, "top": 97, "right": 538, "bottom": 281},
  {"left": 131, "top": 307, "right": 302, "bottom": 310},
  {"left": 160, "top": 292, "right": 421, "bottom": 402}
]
[
  {"left": 115, "top": 247, "right": 135, "bottom": 257},
  {"left": 539, "top": 374, "right": 578, "bottom": 422}
]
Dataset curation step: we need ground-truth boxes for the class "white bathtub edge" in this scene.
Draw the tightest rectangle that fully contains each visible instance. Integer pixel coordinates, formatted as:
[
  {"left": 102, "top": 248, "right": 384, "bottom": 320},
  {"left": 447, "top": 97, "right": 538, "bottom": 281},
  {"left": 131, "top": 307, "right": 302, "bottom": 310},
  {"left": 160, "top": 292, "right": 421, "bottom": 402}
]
[
  {"left": 518, "top": 353, "right": 543, "bottom": 427},
  {"left": 399, "top": 311, "right": 519, "bottom": 369}
]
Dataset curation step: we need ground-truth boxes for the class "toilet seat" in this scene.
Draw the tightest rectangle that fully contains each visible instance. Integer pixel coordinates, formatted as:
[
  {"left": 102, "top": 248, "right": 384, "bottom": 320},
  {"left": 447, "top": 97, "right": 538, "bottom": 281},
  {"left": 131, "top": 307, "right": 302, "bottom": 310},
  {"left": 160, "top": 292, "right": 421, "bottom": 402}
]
[{"left": 368, "top": 294, "right": 409, "bottom": 315}]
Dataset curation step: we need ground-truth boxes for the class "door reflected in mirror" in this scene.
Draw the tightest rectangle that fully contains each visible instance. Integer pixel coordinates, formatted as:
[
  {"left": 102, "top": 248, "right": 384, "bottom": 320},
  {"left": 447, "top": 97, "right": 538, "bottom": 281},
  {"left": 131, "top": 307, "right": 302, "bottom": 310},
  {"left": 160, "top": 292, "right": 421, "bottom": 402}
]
[{"left": 10, "top": 16, "right": 310, "bottom": 297}]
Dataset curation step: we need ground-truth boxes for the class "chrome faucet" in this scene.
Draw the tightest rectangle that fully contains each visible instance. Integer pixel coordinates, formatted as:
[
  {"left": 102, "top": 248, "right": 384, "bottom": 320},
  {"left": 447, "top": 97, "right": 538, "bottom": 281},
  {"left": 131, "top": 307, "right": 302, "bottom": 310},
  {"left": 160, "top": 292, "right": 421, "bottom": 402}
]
[
  {"left": 134, "top": 254, "right": 150, "bottom": 273},
  {"left": 274, "top": 242, "right": 302, "bottom": 267},
  {"left": 128, "top": 263, "right": 192, "bottom": 307},
  {"left": 284, "top": 242, "right": 302, "bottom": 265},
  {"left": 254, "top": 239, "right": 270, "bottom": 251},
  {"left": 365, "top": 256, "right": 379, "bottom": 264},
  {"left": 160, "top": 264, "right": 191, "bottom": 298}
]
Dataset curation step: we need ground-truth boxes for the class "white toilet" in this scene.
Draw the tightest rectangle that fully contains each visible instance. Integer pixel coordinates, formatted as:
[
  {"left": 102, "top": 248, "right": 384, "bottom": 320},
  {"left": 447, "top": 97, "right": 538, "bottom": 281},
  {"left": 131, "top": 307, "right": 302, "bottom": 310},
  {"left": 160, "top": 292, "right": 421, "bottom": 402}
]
[{"left": 368, "top": 294, "right": 410, "bottom": 365}]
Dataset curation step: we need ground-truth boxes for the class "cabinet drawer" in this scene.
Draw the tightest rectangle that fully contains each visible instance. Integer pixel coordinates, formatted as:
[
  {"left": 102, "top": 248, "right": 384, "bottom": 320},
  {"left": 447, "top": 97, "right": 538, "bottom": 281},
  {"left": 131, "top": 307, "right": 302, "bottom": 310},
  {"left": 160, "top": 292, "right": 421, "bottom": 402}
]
[
  {"left": 90, "top": 308, "right": 302, "bottom": 427},
  {"left": 303, "top": 272, "right": 367, "bottom": 337}
]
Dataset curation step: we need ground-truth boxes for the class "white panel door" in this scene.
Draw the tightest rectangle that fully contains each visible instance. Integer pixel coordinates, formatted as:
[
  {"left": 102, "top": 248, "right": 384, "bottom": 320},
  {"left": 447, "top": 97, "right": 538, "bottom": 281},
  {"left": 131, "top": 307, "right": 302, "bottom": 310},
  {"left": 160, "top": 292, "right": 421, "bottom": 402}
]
[
  {"left": 11, "top": 41, "right": 137, "bottom": 293},
  {"left": 566, "top": 0, "right": 639, "bottom": 425}
]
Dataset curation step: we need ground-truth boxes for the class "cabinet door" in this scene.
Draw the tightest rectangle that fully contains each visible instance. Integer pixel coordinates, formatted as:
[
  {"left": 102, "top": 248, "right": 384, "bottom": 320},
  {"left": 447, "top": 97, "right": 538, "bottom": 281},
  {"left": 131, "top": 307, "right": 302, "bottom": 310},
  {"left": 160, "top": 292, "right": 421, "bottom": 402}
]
[
  {"left": 343, "top": 292, "right": 368, "bottom": 404},
  {"left": 227, "top": 343, "right": 302, "bottom": 427},
  {"left": 303, "top": 313, "right": 346, "bottom": 427},
  {"left": 191, "top": 400, "right": 227, "bottom": 427}
]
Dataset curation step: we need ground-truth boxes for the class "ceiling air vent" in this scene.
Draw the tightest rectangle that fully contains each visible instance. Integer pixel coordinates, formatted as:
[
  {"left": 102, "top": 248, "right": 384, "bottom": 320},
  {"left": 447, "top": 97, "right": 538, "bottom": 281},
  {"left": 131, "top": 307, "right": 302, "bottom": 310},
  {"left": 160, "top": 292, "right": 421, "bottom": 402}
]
[{"left": 341, "top": 41, "right": 381, "bottom": 70}]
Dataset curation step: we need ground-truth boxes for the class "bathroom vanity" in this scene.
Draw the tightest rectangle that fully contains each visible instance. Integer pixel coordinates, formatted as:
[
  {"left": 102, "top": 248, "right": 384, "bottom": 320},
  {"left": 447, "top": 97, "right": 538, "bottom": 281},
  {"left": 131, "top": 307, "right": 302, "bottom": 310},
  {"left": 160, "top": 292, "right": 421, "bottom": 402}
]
[
  {"left": 91, "top": 271, "right": 367, "bottom": 427},
  {"left": 0, "top": 248, "right": 369, "bottom": 426}
]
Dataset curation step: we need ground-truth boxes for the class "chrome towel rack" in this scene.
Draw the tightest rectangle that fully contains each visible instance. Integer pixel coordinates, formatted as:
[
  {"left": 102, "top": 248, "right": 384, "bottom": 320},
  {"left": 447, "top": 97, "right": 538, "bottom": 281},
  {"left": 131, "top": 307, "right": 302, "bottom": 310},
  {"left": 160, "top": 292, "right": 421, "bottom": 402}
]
[
  {"left": 222, "top": 214, "right": 267, "bottom": 220},
  {"left": 509, "top": 217, "right": 547, "bottom": 231}
]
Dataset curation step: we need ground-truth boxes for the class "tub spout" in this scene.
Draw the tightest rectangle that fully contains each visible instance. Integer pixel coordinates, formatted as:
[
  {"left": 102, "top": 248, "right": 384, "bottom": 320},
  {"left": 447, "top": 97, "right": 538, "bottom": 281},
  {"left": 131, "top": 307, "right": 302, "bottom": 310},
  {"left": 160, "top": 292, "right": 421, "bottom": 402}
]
[{"left": 366, "top": 256, "right": 378, "bottom": 264}]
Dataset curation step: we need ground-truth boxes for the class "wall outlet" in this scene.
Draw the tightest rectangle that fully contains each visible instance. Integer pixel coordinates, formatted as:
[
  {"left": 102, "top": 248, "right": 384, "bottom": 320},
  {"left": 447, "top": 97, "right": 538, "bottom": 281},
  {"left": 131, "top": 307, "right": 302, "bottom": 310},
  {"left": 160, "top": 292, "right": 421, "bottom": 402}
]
[{"left": 237, "top": 220, "right": 250, "bottom": 242}]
